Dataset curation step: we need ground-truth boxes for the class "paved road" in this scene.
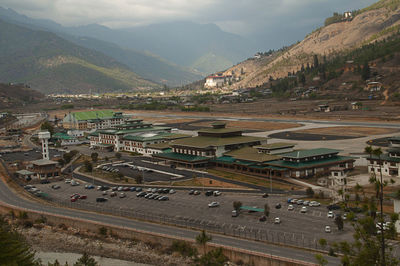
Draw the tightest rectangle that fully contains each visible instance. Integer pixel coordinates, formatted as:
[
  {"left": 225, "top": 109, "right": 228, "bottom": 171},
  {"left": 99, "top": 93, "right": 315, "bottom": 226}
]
[
  {"left": 0, "top": 165, "right": 340, "bottom": 265},
  {"left": 135, "top": 113, "right": 400, "bottom": 128}
]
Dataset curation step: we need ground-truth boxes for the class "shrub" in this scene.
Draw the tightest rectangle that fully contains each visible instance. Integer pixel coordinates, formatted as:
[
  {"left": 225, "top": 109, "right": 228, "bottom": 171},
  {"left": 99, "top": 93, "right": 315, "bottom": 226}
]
[
  {"left": 170, "top": 240, "right": 197, "bottom": 258},
  {"left": 98, "top": 227, "right": 107, "bottom": 236}
]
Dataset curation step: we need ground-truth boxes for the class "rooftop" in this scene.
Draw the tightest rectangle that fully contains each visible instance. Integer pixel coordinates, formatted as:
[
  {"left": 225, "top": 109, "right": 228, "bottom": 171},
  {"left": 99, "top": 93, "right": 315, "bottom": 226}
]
[
  {"left": 255, "top": 142, "right": 295, "bottom": 150},
  {"left": 224, "top": 147, "right": 280, "bottom": 163},
  {"left": 171, "top": 135, "right": 266, "bottom": 149},
  {"left": 97, "top": 126, "right": 171, "bottom": 135},
  {"left": 154, "top": 152, "right": 209, "bottom": 162},
  {"left": 281, "top": 148, "right": 341, "bottom": 159},
  {"left": 72, "top": 110, "right": 115, "bottom": 121},
  {"left": 197, "top": 127, "right": 243, "bottom": 134},
  {"left": 267, "top": 155, "right": 354, "bottom": 169},
  {"left": 146, "top": 142, "right": 171, "bottom": 150},
  {"left": 32, "top": 159, "right": 58, "bottom": 166},
  {"left": 15, "top": 169, "right": 35, "bottom": 175}
]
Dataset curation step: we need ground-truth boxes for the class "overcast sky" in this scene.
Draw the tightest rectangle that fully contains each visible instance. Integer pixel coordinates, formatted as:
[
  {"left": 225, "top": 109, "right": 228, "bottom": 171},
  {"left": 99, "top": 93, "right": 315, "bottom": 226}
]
[{"left": 1, "top": 0, "right": 377, "bottom": 49}]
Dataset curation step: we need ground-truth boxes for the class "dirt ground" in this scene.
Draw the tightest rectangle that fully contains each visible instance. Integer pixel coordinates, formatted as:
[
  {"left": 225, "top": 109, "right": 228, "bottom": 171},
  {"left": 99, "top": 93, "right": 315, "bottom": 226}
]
[
  {"left": 297, "top": 126, "right": 400, "bottom": 137},
  {"left": 189, "top": 120, "right": 300, "bottom": 131},
  {"left": 172, "top": 177, "right": 247, "bottom": 189}
]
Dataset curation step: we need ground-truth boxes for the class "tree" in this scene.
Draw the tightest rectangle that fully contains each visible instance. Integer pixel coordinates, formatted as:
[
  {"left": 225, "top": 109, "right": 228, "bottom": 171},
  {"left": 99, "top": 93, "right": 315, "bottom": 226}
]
[
  {"left": 334, "top": 215, "right": 344, "bottom": 230},
  {"left": 233, "top": 201, "right": 242, "bottom": 211},
  {"left": 115, "top": 152, "right": 122, "bottom": 160},
  {"left": 40, "top": 121, "right": 54, "bottom": 135},
  {"left": 298, "top": 73, "right": 306, "bottom": 86},
  {"left": 306, "top": 187, "right": 315, "bottom": 197},
  {"left": 313, "top": 54, "right": 319, "bottom": 68},
  {"left": 361, "top": 62, "right": 371, "bottom": 81},
  {"left": 315, "top": 254, "right": 328, "bottom": 266},
  {"left": 84, "top": 160, "right": 92, "bottom": 172},
  {"left": 264, "top": 203, "right": 270, "bottom": 217},
  {"left": 196, "top": 230, "right": 212, "bottom": 255},
  {"left": 318, "top": 238, "right": 327, "bottom": 248},
  {"left": 0, "top": 216, "right": 38, "bottom": 265},
  {"left": 135, "top": 174, "right": 143, "bottom": 184},
  {"left": 73, "top": 252, "right": 98, "bottom": 266},
  {"left": 196, "top": 247, "right": 227, "bottom": 266},
  {"left": 90, "top": 152, "right": 98, "bottom": 163}
]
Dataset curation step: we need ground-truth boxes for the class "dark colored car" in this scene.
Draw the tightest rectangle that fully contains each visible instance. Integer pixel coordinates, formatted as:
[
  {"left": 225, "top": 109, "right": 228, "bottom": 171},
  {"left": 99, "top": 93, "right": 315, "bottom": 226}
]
[
  {"left": 275, "top": 203, "right": 282, "bottom": 209},
  {"left": 205, "top": 191, "right": 213, "bottom": 196},
  {"left": 259, "top": 215, "right": 267, "bottom": 222},
  {"left": 40, "top": 179, "right": 50, "bottom": 184},
  {"left": 96, "top": 197, "right": 107, "bottom": 202},
  {"left": 327, "top": 204, "right": 341, "bottom": 211},
  {"left": 189, "top": 190, "right": 194, "bottom": 195},
  {"left": 262, "top": 193, "right": 269, "bottom": 198}
]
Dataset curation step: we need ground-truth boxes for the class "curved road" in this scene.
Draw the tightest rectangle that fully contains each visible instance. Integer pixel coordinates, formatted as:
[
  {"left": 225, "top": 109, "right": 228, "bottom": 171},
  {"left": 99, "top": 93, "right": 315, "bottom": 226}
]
[{"left": 0, "top": 172, "right": 339, "bottom": 265}]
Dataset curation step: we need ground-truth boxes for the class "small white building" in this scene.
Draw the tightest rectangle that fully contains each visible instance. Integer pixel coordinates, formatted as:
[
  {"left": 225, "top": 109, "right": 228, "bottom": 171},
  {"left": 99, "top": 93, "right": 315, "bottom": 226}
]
[
  {"left": 204, "top": 75, "right": 233, "bottom": 88},
  {"left": 367, "top": 137, "right": 400, "bottom": 177},
  {"left": 329, "top": 167, "right": 347, "bottom": 187}
]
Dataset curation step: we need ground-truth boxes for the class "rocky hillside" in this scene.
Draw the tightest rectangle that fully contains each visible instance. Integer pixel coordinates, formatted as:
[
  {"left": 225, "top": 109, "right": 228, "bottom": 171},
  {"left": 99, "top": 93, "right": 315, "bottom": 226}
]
[
  {"left": 224, "top": 0, "right": 400, "bottom": 89},
  {"left": 0, "top": 83, "right": 43, "bottom": 109}
]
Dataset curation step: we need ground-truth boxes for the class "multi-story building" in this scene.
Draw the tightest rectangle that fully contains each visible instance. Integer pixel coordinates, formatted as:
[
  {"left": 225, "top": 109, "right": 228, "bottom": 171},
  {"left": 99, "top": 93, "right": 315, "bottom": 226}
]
[
  {"left": 89, "top": 119, "right": 189, "bottom": 154},
  {"left": 153, "top": 122, "right": 268, "bottom": 168},
  {"left": 62, "top": 110, "right": 129, "bottom": 130},
  {"left": 367, "top": 136, "right": 400, "bottom": 177}
]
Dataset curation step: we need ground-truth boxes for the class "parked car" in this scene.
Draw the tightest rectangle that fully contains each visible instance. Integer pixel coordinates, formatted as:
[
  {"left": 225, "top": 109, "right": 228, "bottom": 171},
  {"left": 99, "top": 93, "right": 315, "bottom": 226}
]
[
  {"left": 288, "top": 205, "right": 294, "bottom": 211},
  {"left": 290, "top": 199, "right": 298, "bottom": 204},
  {"left": 65, "top": 179, "right": 71, "bottom": 184},
  {"left": 262, "top": 193, "right": 269, "bottom": 198},
  {"left": 151, "top": 188, "right": 157, "bottom": 193},
  {"left": 70, "top": 180, "right": 80, "bottom": 186},
  {"left": 232, "top": 210, "right": 239, "bottom": 217},
  {"left": 189, "top": 189, "right": 194, "bottom": 195},
  {"left": 213, "top": 191, "right": 221, "bottom": 196},
  {"left": 159, "top": 196, "right": 169, "bottom": 201},
  {"left": 40, "top": 179, "right": 50, "bottom": 184},
  {"left": 275, "top": 203, "right": 282, "bottom": 209},
  {"left": 297, "top": 200, "right": 304, "bottom": 205},
  {"left": 136, "top": 191, "right": 146, "bottom": 197},
  {"left": 111, "top": 187, "right": 118, "bottom": 191},
  {"left": 79, "top": 195, "right": 87, "bottom": 199},
  {"left": 136, "top": 187, "right": 143, "bottom": 192},
  {"left": 327, "top": 204, "right": 341, "bottom": 211},
  {"left": 130, "top": 187, "right": 136, "bottom": 192},
  {"left": 102, "top": 191, "right": 108, "bottom": 195},
  {"left": 300, "top": 206, "right": 307, "bottom": 213},
  {"left": 71, "top": 197, "right": 77, "bottom": 202},
  {"left": 205, "top": 191, "right": 213, "bottom": 196},
  {"left": 119, "top": 193, "right": 126, "bottom": 198},
  {"left": 117, "top": 186, "right": 124, "bottom": 191},
  {"left": 110, "top": 192, "right": 117, "bottom": 197},
  {"left": 96, "top": 197, "right": 107, "bottom": 202},
  {"left": 327, "top": 211, "right": 334, "bottom": 218},
  {"left": 309, "top": 201, "right": 320, "bottom": 207},
  {"left": 169, "top": 189, "right": 176, "bottom": 194},
  {"left": 51, "top": 184, "right": 60, "bottom": 189},
  {"left": 325, "top": 226, "right": 331, "bottom": 233},
  {"left": 303, "top": 200, "right": 310, "bottom": 206},
  {"left": 274, "top": 217, "right": 281, "bottom": 224},
  {"left": 208, "top": 202, "right": 220, "bottom": 208},
  {"left": 194, "top": 190, "right": 201, "bottom": 195},
  {"left": 259, "top": 215, "right": 267, "bottom": 222}
]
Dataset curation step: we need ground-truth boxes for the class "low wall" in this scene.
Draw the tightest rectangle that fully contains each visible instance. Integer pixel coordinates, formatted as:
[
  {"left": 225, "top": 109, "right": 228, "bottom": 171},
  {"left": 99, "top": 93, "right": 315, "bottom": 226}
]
[{"left": 0, "top": 202, "right": 316, "bottom": 266}]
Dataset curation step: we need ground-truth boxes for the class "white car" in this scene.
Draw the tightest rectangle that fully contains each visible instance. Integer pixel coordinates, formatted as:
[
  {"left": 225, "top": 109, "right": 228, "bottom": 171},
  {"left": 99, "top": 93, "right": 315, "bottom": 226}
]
[
  {"left": 288, "top": 204, "right": 294, "bottom": 211},
  {"left": 325, "top": 226, "right": 331, "bottom": 233},
  {"left": 64, "top": 179, "right": 71, "bottom": 184},
  {"left": 327, "top": 211, "right": 334, "bottom": 218},
  {"left": 70, "top": 180, "right": 80, "bottom": 186},
  {"left": 274, "top": 217, "right": 281, "bottom": 224},
  {"left": 208, "top": 202, "right": 220, "bottom": 208},
  {"left": 169, "top": 189, "right": 176, "bottom": 194},
  {"left": 213, "top": 191, "right": 222, "bottom": 196},
  {"left": 300, "top": 206, "right": 307, "bottom": 213},
  {"left": 119, "top": 193, "right": 126, "bottom": 198},
  {"left": 310, "top": 201, "right": 321, "bottom": 207}
]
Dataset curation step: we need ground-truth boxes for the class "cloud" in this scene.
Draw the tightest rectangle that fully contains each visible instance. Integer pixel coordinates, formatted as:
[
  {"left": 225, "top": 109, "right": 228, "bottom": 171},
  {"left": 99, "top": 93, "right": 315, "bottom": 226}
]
[{"left": 1, "top": 0, "right": 378, "bottom": 48}]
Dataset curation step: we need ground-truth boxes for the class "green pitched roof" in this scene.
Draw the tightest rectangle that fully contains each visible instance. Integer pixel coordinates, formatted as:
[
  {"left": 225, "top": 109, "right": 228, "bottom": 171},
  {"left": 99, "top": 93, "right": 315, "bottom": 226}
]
[
  {"left": 53, "top": 132, "right": 74, "bottom": 140},
  {"left": 198, "top": 127, "right": 243, "bottom": 134},
  {"left": 224, "top": 147, "right": 280, "bottom": 163},
  {"left": 154, "top": 152, "right": 209, "bottom": 162},
  {"left": 255, "top": 142, "right": 295, "bottom": 150},
  {"left": 267, "top": 155, "right": 355, "bottom": 169},
  {"left": 171, "top": 136, "right": 266, "bottom": 149},
  {"left": 281, "top": 148, "right": 341, "bottom": 159},
  {"left": 369, "top": 154, "right": 400, "bottom": 163},
  {"left": 73, "top": 110, "right": 115, "bottom": 121}
]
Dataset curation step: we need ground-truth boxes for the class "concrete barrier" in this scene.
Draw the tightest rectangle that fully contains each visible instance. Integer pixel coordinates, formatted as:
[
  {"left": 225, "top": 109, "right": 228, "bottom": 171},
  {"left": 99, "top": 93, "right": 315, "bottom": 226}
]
[{"left": 0, "top": 202, "right": 316, "bottom": 266}]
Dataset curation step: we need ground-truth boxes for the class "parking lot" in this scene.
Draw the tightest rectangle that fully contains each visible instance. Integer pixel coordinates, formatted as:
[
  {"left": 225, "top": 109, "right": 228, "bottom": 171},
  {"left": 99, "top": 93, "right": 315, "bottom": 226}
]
[
  {"left": 96, "top": 162, "right": 186, "bottom": 183},
  {"left": 33, "top": 180, "right": 355, "bottom": 248},
  {"left": 0, "top": 149, "right": 63, "bottom": 162}
]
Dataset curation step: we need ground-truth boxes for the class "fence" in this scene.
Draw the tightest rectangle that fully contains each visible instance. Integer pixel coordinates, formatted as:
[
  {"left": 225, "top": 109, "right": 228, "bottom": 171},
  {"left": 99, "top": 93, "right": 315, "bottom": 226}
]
[{"left": 46, "top": 195, "right": 329, "bottom": 253}]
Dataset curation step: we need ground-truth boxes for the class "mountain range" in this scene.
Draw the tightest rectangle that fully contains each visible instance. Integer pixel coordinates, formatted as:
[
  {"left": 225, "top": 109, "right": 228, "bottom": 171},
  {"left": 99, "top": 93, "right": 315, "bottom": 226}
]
[
  {"left": 222, "top": 0, "right": 400, "bottom": 90},
  {"left": 0, "top": 7, "right": 256, "bottom": 91}
]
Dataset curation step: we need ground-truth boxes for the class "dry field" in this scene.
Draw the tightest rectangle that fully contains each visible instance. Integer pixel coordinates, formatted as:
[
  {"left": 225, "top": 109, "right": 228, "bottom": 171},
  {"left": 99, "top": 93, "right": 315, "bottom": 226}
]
[
  {"left": 172, "top": 177, "right": 247, "bottom": 189},
  {"left": 296, "top": 126, "right": 399, "bottom": 137},
  {"left": 189, "top": 120, "right": 301, "bottom": 131}
]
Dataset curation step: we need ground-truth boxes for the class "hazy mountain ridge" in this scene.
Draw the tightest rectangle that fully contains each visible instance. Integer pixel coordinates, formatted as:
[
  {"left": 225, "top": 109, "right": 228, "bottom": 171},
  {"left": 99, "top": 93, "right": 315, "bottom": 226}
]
[
  {"left": 223, "top": 0, "right": 400, "bottom": 89},
  {"left": 0, "top": 7, "right": 203, "bottom": 86},
  {"left": 0, "top": 19, "right": 158, "bottom": 93}
]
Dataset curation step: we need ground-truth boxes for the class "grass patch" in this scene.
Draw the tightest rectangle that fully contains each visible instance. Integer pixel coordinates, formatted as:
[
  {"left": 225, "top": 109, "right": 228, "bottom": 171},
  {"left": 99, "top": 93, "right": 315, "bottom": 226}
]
[{"left": 207, "top": 169, "right": 301, "bottom": 190}]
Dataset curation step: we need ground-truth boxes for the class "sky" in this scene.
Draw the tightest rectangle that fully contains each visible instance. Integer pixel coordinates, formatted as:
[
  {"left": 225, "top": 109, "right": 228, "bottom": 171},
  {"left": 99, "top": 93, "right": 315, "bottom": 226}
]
[{"left": 1, "top": 0, "right": 378, "bottom": 49}]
